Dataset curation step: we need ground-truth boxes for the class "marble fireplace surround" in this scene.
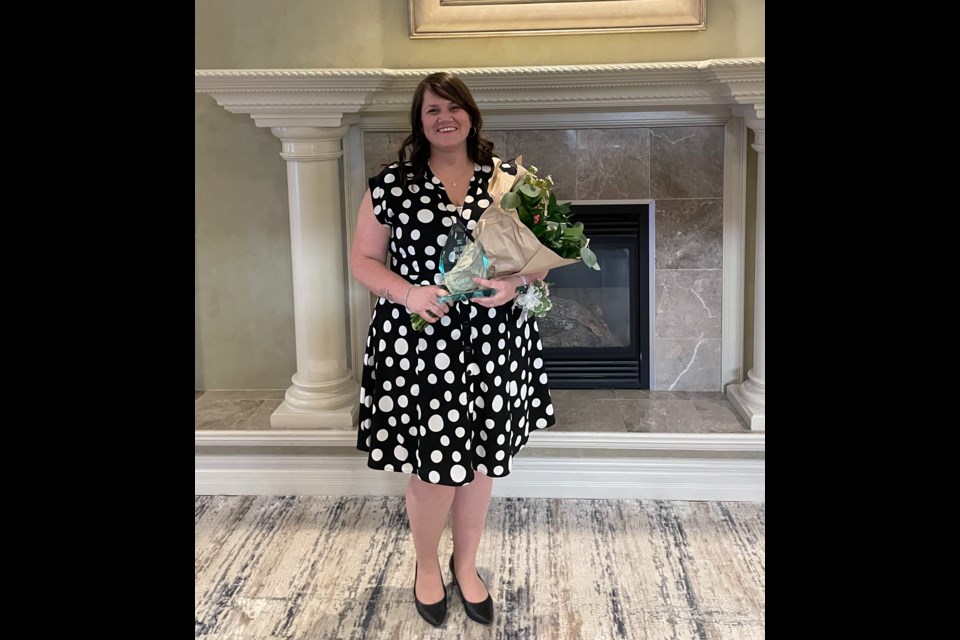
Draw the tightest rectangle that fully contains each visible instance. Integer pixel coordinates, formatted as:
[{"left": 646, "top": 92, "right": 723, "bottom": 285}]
[{"left": 194, "top": 58, "right": 765, "bottom": 435}]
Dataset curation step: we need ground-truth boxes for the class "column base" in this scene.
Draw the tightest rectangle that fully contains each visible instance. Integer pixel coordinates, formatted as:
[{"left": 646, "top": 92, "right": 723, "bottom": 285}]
[
  {"left": 269, "top": 371, "right": 360, "bottom": 429},
  {"left": 270, "top": 401, "right": 358, "bottom": 429},
  {"left": 726, "top": 383, "right": 765, "bottom": 431}
]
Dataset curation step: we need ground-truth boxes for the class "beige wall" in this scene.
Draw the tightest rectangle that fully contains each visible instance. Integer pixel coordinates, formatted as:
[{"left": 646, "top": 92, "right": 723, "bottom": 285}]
[
  {"left": 195, "top": 1, "right": 765, "bottom": 69},
  {"left": 195, "top": 0, "right": 765, "bottom": 389}
]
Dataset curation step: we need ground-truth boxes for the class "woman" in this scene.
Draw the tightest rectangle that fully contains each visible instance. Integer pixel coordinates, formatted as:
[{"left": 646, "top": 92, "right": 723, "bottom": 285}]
[{"left": 349, "top": 71, "right": 556, "bottom": 627}]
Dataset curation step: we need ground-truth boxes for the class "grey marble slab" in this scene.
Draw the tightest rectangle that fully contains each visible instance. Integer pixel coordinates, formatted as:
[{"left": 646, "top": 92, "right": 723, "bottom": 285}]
[
  {"left": 241, "top": 399, "right": 285, "bottom": 429},
  {"left": 613, "top": 389, "right": 690, "bottom": 400},
  {"left": 655, "top": 270, "right": 722, "bottom": 339},
  {"left": 193, "top": 389, "right": 751, "bottom": 433},
  {"left": 575, "top": 128, "right": 650, "bottom": 200},
  {"left": 654, "top": 338, "right": 722, "bottom": 392},
  {"left": 655, "top": 198, "right": 723, "bottom": 269},
  {"left": 362, "top": 131, "right": 407, "bottom": 180},
  {"left": 688, "top": 392, "right": 750, "bottom": 431},
  {"left": 483, "top": 130, "right": 509, "bottom": 161},
  {"left": 650, "top": 126, "right": 724, "bottom": 199},
  {"left": 194, "top": 399, "right": 264, "bottom": 430},
  {"left": 619, "top": 398, "right": 705, "bottom": 433},
  {"left": 503, "top": 129, "right": 579, "bottom": 200},
  {"left": 549, "top": 398, "right": 627, "bottom": 432},
  {"left": 196, "top": 389, "right": 287, "bottom": 402},
  {"left": 548, "top": 389, "right": 625, "bottom": 432},
  {"left": 550, "top": 388, "right": 616, "bottom": 401}
]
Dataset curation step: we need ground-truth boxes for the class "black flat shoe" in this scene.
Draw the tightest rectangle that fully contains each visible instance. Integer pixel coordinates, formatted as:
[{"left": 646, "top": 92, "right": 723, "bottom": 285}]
[
  {"left": 414, "top": 564, "right": 448, "bottom": 627},
  {"left": 449, "top": 554, "right": 494, "bottom": 625}
]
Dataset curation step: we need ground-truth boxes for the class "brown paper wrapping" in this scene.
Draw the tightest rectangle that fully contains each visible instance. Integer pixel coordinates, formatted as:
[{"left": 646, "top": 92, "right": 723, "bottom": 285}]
[
  {"left": 485, "top": 156, "right": 527, "bottom": 201},
  {"left": 474, "top": 156, "right": 580, "bottom": 277}
]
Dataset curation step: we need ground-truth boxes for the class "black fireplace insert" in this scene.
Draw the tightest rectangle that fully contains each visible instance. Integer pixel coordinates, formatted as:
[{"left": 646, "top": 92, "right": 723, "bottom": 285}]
[{"left": 537, "top": 201, "right": 652, "bottom": 389}]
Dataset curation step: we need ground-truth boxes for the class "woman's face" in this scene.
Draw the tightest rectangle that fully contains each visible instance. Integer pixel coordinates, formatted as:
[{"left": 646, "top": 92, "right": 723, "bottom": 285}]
[{"left": 420, "top": 89, "right": 472, "bottom": 153}]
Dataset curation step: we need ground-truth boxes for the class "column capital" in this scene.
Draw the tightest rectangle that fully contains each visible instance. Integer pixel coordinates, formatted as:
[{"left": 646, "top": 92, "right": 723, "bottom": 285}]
[
  {"left": 270, "top": 126, "right": 349, "bottom": 141},
  {"left": 270, "top": 126, "right": 347, "bottom": 161},
  {"left": 732, "top": 104, "right": 764, "bottom": 135}
]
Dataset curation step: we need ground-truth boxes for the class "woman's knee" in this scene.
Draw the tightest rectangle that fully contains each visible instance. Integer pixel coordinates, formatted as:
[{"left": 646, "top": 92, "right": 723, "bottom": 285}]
[{"left": 408, "top": 474, "right": 456, "bottom": 498}]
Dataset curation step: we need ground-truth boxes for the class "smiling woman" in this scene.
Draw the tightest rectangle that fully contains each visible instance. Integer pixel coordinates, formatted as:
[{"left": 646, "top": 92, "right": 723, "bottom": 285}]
[
  {"left": 348, "top": 70, "right": 559, "bottom": 627},
  {"left": 408, "top": 0, "right": 706, "bottom": 38}
]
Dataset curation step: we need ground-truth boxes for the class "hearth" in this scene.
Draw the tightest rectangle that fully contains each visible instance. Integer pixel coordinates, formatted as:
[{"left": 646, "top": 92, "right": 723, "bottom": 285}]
[{"left": 539, "top": 201, "right": 653, "bottom": 389}]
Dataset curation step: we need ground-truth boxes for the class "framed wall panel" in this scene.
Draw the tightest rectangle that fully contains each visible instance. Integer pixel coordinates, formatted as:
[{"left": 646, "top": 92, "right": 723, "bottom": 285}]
[{"left": 409, "top": 0, "right": 706, "bottom": 38}]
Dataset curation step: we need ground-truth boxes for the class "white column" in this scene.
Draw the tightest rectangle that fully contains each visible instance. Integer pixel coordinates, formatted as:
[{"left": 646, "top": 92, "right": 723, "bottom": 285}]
[
  {"left": 269, "top": 126, "right": 359, "bottom": 429},
  {"left": 728, "top": 122, "right": 765, "bottom": 431}
]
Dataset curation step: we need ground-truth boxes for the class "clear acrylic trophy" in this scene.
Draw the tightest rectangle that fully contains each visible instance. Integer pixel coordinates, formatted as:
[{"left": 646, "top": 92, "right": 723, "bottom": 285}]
[{"left": 437, "top": 219, "right": 496, "bottom": 304}]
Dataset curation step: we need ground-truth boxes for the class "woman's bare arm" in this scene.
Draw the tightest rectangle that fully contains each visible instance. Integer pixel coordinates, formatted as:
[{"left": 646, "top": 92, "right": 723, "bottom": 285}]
[{"left": 349, "top": 189, "right": 451, "bottom": 321}]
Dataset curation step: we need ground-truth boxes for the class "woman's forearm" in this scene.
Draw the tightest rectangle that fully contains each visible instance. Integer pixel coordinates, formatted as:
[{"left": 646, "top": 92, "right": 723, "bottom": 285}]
[
  {"left": 351, "top": 256, "right": 420, "bottom": 305},
  {"left": 510, "top": 270, "right": 549, "bottom": 287}
]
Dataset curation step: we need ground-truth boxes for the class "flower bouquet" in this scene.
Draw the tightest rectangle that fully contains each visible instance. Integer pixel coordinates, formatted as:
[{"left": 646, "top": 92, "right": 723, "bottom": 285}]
[
  {"left": 480, "top": 157, "right": 599, "bottom": 271},
  {"left": 410, "top": 156, "right": 599, "bottom": 330},
  {"left": 476, "top": 157, "right": 600, "bottom": 320}
]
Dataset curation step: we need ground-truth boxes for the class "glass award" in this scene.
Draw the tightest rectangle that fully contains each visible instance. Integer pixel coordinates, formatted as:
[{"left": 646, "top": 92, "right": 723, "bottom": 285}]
[{"left": 438, "top": 219, "right": 496, "bottom": 304}]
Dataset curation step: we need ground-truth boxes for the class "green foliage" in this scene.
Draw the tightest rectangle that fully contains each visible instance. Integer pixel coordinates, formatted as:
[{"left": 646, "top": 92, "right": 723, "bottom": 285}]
[{"left": 499, "top": 165, "right": 601, "bottom": 271}]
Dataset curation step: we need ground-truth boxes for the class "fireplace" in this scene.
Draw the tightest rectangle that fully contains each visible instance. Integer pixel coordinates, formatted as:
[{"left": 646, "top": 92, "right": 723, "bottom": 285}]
[{"left": 539, "top": 201, "right": 653, "bottom": 389}]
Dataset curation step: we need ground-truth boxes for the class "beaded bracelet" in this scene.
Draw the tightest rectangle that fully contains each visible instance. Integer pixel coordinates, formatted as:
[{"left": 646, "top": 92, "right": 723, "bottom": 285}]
[
  {"left": 517, "top": 274, "right": 528, "bottom": 286},
  {"left": 402, "top": 284, "right": 417, "bottom": 308}
]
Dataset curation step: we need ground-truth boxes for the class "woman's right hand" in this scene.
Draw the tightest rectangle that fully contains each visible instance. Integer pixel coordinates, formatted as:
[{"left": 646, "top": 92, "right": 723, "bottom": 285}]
[{"left": 407, "top": 285, "right": 451, "bottom": 323}]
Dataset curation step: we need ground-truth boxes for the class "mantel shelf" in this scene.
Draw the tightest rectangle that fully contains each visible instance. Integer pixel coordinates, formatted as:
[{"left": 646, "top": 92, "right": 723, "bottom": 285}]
[{"left": 195, "top": 59, "right": 765, "bottom": 128}]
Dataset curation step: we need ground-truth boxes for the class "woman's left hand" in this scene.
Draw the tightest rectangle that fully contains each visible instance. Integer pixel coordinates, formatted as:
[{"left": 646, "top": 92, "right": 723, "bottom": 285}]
[{"left": 470, "top": 276, "right": 520, "bottom": 308}]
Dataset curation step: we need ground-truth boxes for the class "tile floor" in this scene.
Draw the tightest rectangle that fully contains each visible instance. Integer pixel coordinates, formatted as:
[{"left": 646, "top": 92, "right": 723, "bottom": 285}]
[{"left": 195, "top": 388, "right": 749, "bottom": 434}]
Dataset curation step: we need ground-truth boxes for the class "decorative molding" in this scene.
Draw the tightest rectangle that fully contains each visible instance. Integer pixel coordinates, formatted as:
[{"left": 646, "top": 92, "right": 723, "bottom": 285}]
[
  {"left": 195, "top": 428, "right": 765, "bottom": 452},
  {"left": 194, "top": 60, "right": 763, "bottom": 81},
  {"left": 195, "top": 454, "right": 764, "bottom": 501},
  {"left": 359, "top": 108, "right": 734, "bottom": 132},
  {"left": 732, "top": 102, "right": 766, "bottom": 124},
  {"left": 409, "top": 0, "right": 705, "bottom": 38},
  {"left": 195, "top": 59, "right": 764, "bottom": 128},
  {"left": 721, "top": 116, "right": 747, "bottom": 388}
]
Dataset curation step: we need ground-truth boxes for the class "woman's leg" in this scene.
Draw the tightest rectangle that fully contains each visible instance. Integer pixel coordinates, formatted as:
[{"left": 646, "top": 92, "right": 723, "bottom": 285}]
[
  {"left": 450, "top": 471, "right": 494, "bottom": 601},
  {"left": 406, "top": 475, "right": 456, "bottom": 604}
]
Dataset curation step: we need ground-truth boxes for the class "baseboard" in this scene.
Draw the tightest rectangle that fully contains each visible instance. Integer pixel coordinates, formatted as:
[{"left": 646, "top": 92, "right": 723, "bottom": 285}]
[
  {"left": 194, "top": 429, "right": 766, "bottom": 451},
  {"left": 195, "top": 454, "right": 764, "bottom": 501}
]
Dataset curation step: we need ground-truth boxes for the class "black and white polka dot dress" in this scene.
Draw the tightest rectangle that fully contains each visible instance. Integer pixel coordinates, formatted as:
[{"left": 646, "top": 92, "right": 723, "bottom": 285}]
[{"left": 356, "top": 159, "right": 557, "bottom": 486}]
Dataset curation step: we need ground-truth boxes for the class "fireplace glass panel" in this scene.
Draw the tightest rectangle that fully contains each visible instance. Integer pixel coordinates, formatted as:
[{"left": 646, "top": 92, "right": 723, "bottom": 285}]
[
  {"left": 540, "top": 242, "right": 636, "bottom": 352},
  {"left": 538, "top": 201, "right": 651, "bottom": 389}
]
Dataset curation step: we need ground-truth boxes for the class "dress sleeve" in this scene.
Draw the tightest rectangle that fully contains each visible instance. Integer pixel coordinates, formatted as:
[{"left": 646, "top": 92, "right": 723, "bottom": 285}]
[{"left": 368, "top": 164, "right": 401, "bottom": 228}]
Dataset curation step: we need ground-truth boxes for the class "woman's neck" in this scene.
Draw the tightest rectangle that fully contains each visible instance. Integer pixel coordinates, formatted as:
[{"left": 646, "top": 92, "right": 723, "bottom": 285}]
[{"left": 428, "top": 147, "right": 472, "bottom": 170}]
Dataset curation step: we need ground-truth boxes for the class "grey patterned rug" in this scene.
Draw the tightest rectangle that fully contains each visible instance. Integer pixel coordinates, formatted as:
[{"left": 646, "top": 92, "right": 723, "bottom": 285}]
[{"left": 195, "top": 495, "right": 764, "bottom": 639}]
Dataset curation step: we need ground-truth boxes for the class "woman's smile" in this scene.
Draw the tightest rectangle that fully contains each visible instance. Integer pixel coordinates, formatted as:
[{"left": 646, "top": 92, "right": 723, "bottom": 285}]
[{"left": 422, "top": 89, "right": 471, "bottom": 148}]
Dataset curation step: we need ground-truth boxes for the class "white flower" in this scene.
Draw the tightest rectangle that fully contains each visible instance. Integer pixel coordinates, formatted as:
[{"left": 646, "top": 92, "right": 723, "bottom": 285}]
[{"left": 512, "top": 280, "right": 553, "bottom": 322}]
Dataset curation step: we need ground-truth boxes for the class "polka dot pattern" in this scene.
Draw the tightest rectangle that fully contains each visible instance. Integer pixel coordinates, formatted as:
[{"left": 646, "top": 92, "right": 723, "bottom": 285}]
[{"left": 357, "top": 159, "right": 556, "bottom": 486}]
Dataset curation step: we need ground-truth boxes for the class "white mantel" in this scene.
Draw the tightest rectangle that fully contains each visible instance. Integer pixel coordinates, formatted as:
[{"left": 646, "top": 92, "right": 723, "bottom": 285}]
[
  {"left": 194, "top": 59, "right": 764, "bottom": 125},
  {"left": 195, "top": 59, "right": 765, "bottom": 431}
]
